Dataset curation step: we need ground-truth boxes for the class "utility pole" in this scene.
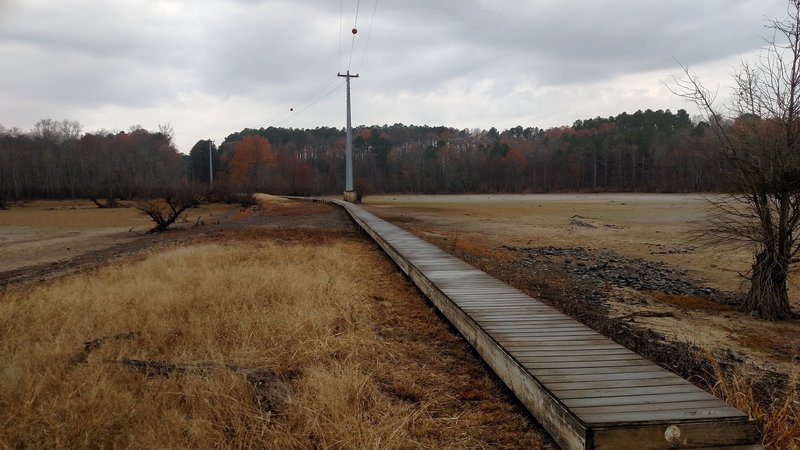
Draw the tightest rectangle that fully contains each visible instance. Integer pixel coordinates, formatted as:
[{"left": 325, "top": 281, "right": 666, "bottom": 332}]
[
  {"left": 208, "top": 140, "right": 214, "bottom": 191},
  {"left": 338, "top": 70, "right": 359, "bottom": 203}
]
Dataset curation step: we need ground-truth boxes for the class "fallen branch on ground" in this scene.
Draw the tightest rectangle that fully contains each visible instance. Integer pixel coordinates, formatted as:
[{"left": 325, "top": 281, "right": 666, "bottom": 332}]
[
  {"left": 614, "top": 311, "right": 675, "bottom": 321},
  {"left": 114, "top": 359, "right": 290, "bottom": 412},
  {"left": 72, "top": 331, "right": 140, "bottom": 363}
]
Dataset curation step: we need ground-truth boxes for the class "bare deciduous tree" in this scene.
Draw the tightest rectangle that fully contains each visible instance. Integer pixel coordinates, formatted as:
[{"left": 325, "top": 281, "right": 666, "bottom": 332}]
[
  {"left": 671, "top": 1, "right": 800, "bottom": 320},
  {"left": 137, "top": 188, "right": 202, "bottom": 234}
]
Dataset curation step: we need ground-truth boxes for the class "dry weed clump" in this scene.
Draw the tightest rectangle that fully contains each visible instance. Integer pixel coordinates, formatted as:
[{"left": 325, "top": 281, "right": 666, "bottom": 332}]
[
  {"left": 0, "top": 236, "right": 550, "bottom": 449},
  {"left": 705, "top": 355, "right": 800, "bottom": 449}
]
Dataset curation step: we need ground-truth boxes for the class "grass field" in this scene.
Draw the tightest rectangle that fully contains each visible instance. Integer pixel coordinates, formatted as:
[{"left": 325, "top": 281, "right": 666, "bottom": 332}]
[{"left": 0, "top": 200, "right": 552, "bottom": 449}]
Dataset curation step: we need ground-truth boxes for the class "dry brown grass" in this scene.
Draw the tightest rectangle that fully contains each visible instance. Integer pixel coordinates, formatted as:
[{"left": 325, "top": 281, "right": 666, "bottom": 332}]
[
  {"left": 705, "top": 354, "right": 800, "bottom": 450},
  {"left": 0, "top": 233, "right": 549, "bottom": 449}
]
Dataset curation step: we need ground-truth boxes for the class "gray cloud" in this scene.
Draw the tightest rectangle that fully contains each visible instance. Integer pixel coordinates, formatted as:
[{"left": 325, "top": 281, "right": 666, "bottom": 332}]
[
  {"left": 0, "top": 0, "right": 790, "bottom": 150},
  {"left": 370, "top": 0, "right": 780, "bottom": 86}
]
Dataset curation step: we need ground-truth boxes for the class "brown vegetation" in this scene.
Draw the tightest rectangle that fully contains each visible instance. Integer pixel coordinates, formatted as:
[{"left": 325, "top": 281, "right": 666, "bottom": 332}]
[
  {"left": 229, "top": 134, "right": 274, "bottom": 195},
  {"left": 0, "top": 202, "right": 552, "bottom": 449},
  {"left": 707, "top": 357, "right": 799, "bottom": 450}
]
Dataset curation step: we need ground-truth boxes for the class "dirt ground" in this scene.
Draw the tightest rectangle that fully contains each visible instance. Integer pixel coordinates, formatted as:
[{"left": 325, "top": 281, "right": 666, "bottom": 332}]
[
  {"left": 362, "top": 194, "right": 800, "bottom": 400},
  {"left": 0, "top": 199, "right": 243, "bottom": 285},
  {"left": 0, "top": 196, "right": 555, "bottom": 448}
]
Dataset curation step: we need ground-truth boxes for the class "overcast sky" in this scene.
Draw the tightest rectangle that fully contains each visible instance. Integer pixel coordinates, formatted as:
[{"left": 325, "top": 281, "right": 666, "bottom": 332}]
[{"left": 0, "top": 0, "right": 789, "bottom": 152}]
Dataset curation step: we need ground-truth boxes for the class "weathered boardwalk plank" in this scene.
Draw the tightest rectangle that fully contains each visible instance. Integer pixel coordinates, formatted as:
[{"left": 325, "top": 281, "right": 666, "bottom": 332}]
[{"left": 315, "top": 198, "right": 759, "bottom": 449}]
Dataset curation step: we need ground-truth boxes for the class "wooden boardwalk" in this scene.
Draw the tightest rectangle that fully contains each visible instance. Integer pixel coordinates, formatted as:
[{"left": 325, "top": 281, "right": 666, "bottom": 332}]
[{"left": 326, "top": 199, "right": 759, "bottom": 450}]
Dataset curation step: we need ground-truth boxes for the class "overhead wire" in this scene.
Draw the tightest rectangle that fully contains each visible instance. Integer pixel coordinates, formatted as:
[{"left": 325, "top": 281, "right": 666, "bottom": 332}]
[
  {"left": 261, "top": 0, "right": 376, "bottom": 130},
  {"left": 293, "top": 75, "right": 340, "bottom": 108},
  {"left": 338, "top": 0, "right": 343, "bottom": 71},
  {"left": 271, "top": 80, "right": 345, "bottom": 128},
  {"left": 347, "top": 0, "right": 361, "bottom": 71},
  {"left": 262, "top": 75, "right": 342, "bottom": 128},
  {"left": 355, "top": 0, "right": 378, "bottom": 74},
  {"left": 291, "top": 80, "right": 344, "bottom": 118}
]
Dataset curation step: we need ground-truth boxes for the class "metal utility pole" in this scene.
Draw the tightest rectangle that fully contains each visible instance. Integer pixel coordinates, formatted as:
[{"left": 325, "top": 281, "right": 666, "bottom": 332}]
[
  {"left": 338, "top": 70, "right": 359, "bottom": 202},
  {"left": 208, "top": 140, "right": 214, "bottom": 190}
]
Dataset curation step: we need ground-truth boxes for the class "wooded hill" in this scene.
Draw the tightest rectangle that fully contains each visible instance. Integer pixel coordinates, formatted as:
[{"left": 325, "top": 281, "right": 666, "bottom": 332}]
[{"left": 1, "top": 108, "right": 723, "bottom": 200}]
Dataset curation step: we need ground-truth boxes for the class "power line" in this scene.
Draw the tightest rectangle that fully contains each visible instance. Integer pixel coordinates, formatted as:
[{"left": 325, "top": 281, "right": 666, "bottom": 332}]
[
  {"left": 338, "top": 0, "right": 343, "bottom": 71},
  {"left": 356, "top": 0, "right": 379, "bottom": 74},
  {"left": 293, "top": 75, "right": 339, "bottom": 108},
  {"left": 261, "top": 75, "right": 341, "bottom": 128},
  {"left": 290, "top": 80, "right": 344, "bottom": 117},
  {"left": 260, "top": 0, "right": 374, "bottom": 131},
  {"left": 270, "top": 80, "right": 345, "bottom": 128},
  {"left": 347, "top": 0, "right": 361, "bottom": 71}
]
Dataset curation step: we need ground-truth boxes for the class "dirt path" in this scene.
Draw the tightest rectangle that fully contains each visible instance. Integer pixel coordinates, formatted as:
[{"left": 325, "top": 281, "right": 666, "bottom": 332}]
[
  {"left": 0, "top": 200, "right": 247, "bottom": 286},
  {"left": 0, "top": 196, "right": 350, "bottom": 287}
]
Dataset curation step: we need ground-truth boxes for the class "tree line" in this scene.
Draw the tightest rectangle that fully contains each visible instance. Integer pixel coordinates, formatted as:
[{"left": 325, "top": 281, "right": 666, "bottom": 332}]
[
  {"left": 0, "top": 120, "right": 184, "bottom": 204},
  {"left": 195, "top": 108, "right": 723, "bottom": 197},
  {"left": 2, "top": 108, "right": 723, "bottom": 202}
]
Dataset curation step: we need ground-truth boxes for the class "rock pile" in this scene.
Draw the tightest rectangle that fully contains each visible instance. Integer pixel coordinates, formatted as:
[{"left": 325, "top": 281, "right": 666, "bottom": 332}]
[{"left": 505, "top": 245, "right": 738, "bottom": 304}]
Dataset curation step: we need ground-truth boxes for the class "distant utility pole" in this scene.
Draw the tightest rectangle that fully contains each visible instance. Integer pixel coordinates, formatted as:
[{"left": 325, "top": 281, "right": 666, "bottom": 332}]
[
  {"left": 208, "top": 140, "right": 214, "bottom": 190},
  {"left": 338, "top": 70, "right": 359, "bottom": 202}
]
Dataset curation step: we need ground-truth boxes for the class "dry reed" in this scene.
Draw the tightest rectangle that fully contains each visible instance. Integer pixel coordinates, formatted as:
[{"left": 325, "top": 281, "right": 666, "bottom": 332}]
[
  {"left": 0, "top": 236, "right": 549, "bottom": 449},
  {"left": 705, "top": 354, "right": 800, "bottom": 449}
]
